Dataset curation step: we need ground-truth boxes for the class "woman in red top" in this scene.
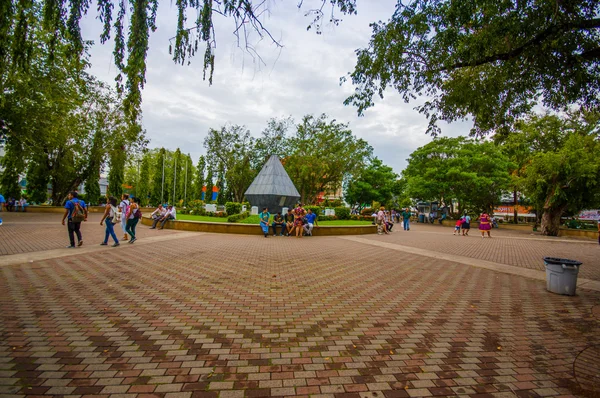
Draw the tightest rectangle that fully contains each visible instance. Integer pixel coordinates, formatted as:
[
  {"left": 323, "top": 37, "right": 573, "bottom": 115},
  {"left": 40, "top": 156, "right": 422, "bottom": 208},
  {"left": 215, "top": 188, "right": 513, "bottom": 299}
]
[{"left": 479, "top": 212, "right": 492, "bottom": 238}]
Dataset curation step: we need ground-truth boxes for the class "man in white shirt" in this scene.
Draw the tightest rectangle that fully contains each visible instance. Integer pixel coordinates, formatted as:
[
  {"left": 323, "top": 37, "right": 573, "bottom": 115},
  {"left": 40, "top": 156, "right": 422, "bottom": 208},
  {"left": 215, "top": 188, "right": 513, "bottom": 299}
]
[
  {"left": 158, "top": 205, "right": 176, "bottom": 229},
  {"left": 149, "top": 204, "right": 166, "bottom": 229}
]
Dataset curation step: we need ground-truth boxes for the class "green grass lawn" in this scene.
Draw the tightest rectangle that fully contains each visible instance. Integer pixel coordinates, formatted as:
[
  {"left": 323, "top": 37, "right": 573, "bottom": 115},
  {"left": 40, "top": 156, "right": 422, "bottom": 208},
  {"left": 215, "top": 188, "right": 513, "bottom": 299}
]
[
  {"left": 176, "top": 214, "right": 372, "bottom": 226},
  {"left": 176, "top": 214, "right": 230, "bottom": 222}
]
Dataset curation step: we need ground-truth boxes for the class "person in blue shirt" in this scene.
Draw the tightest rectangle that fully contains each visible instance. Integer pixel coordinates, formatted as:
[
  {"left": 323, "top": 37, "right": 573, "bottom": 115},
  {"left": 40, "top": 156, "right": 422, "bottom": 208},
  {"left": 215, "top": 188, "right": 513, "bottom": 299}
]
[
  {"left": 302, "top": 208, "right": 319, "bottom": 236},
  {"left": 0, "top": 193, "right": 5, "bottom": 212},
  {"left": 259, "top": 207, "right": 270, "bottom": 237},
  {"left": 61, "top": 191, "right": 88, "bottom": 248}
]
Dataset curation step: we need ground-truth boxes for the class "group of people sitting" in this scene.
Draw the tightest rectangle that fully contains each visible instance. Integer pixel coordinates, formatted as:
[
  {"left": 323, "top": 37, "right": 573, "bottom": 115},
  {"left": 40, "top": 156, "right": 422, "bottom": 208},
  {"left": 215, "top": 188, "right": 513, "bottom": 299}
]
[
  {"left": 259, "top": 204, "right": 318, "bottom": 238},
  {"left": 149, "top": 204, "right": 177, "bottom": 229},
  {"left": 0, "top": 196, "right": 28, "bottom": 212}
]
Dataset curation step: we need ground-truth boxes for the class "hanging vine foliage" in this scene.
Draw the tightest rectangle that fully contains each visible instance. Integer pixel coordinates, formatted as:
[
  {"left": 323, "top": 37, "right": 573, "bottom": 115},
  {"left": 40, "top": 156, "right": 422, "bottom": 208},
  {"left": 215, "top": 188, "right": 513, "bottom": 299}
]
[{"left": 1, "top": 0, "right": 356, "bottom": 124}]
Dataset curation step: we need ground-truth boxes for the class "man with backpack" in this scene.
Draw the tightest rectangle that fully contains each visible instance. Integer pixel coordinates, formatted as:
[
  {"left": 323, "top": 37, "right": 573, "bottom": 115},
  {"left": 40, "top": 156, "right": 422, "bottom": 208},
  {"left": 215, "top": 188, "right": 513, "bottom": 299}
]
[{"left": 61, "top": 191, "right": 88, "bottom": 248}]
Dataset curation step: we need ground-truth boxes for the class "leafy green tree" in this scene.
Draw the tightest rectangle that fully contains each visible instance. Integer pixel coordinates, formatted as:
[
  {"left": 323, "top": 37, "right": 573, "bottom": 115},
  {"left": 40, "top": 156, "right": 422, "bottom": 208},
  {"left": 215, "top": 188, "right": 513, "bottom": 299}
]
[
  {"left": 4, "top": 1, "right": 355, "bottom": 124},
  {"left": 84, "top": 175, "right": 102, "bottom": 206},
  {"left": 345, "top": 158, "right": 398, "bottom": 210},
  {"left": 403, "top": 137, "right": 512, "bottom": 214},
  {"left": 150, "top": 148, "right": 166, "bottom": 205},
  {"left": 254, "top": 116, "right": 293, "bottom": 170},
  {"left": 342, "top": 0, "right": 600, "bottom": 136},
  {"left": 138, "top": 151, "right": 152, "bottom": 206},
  {"left": 204, "top": 124, "right": 257, "bottom": 203},
  {"left": 193, "top": 155, "right": 206, "bottom": 201},
  {"left": 0, "top": 7, "right": 141, "bottom": 205},
  {"left": 508, "top": 113, "right": 600, "bottom": 236},
  {"left": 285, "top": 114, "right": 373, "bottom": 204},
  {"left": 108, "top": 145, "right": 126, "bottom": 198},
  {"left": 25, "top": 157, "right": 49, "bottom": 203}
]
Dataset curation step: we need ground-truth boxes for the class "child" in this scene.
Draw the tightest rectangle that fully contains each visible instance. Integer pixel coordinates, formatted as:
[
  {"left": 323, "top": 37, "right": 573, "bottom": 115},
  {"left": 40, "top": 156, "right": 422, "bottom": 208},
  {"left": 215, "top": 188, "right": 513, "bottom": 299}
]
[{"left": 454, "top": 218, "right": 463, "bottom": 235}]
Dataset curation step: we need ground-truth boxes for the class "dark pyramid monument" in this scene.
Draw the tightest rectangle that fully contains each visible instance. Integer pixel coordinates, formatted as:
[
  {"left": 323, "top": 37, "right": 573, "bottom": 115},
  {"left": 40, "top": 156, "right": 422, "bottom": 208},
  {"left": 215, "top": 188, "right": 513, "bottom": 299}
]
[{"left": 245, "top": 155, "right": 300, "bottom": 214}]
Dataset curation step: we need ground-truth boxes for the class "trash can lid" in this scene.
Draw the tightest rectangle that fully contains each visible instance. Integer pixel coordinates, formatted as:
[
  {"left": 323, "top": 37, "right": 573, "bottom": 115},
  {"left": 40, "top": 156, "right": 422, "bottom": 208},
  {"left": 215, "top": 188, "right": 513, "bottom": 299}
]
[{"left": 543, "top": 257, "right": 582, "bottom": 266}]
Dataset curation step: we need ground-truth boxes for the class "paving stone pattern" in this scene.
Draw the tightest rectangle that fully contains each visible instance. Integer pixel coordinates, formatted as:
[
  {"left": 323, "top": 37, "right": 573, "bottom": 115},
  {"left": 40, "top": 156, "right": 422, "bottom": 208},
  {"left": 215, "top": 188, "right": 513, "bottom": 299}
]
[
  {"left": 362, "top": 224, "right": 600, "bottom": 281},
  {"left": 1, "top": 227, "right": 600, "bottom": 397},
  {"left": 0, "top": 213, "right": 178, "bottom": 256}
]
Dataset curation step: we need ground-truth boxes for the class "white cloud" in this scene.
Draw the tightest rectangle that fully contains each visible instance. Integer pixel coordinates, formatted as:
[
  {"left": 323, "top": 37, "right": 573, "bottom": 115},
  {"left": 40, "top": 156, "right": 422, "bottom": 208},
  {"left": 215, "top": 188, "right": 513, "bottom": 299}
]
[{"left": 80, "top": 0, "right": 472, "bottom": 173}]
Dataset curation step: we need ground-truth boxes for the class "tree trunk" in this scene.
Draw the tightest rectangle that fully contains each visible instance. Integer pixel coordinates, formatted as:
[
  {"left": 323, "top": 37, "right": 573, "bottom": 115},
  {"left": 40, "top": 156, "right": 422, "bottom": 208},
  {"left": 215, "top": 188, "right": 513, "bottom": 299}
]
[
  {"left": 540, "top": 206, "right": 566, "bottom": 236},
  {"left": 513, "top": 188, "right": 518, "bottom": 224}
]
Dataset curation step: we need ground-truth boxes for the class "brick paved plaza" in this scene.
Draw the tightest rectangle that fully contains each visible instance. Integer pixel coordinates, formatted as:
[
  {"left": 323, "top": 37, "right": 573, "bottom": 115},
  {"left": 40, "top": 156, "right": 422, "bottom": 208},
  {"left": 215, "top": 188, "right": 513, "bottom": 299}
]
[{"left": 1, "top": 212, "right": 599, "bottom": 398}]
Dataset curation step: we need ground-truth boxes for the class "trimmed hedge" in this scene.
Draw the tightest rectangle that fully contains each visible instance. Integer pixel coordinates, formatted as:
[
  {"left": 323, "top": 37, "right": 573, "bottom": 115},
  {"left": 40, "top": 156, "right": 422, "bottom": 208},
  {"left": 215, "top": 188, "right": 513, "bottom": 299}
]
[
  {"left": 227, "top": 211, "right": 250, "bottom": 223},
  {"left": 334, "top": 207, "right": 350, "bottom": 220},
  {"left": 225, "top": 202, "right": 242, "bottom": 215}
]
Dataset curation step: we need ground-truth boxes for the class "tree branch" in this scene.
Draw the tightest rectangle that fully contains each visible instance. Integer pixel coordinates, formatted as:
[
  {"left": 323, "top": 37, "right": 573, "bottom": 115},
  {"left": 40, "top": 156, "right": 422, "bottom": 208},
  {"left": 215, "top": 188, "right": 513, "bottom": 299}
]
[{"left": 438, "top": 18, "right": 600, "bottom": 71}]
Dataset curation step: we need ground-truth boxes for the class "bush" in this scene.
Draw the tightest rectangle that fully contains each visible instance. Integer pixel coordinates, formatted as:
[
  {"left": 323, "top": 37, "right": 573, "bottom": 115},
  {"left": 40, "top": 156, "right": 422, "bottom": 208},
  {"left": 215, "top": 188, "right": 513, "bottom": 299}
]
[
  {"left": 187, "top": 199, "right": 206, "bottom": 215},
  {"left": 334, "top": 207, "right": 350, "bottom": 220},
  {"left": 305, "top": 205, "right": 321, "bottom": 215},
  {"left": 227, "top": 211, "right": 250, "bottom": 223},
  {"left": 318, "top": 215, "right": 338, "bottom": 221},
  {"left": 225, "top": 202, "right": 242, "bottom": 215},
  {"left": 207, "top": 211, "right": 227, "bottom": 218}
]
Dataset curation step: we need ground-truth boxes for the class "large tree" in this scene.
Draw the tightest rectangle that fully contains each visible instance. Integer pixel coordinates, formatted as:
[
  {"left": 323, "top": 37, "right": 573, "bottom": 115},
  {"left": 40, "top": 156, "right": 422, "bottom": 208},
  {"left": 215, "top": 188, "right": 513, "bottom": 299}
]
[
  {"left": 344, "top": 158, "right": 398, "bottom": 210},
  {"left": 403, "top": 137, "right": 513, "bottom": 214},
  {"left": 505, "top": 113, "right": 600, "bottom": 236},
  {"left": 342, "top": 0, "right": 600, "bottom": 136},
  {"left": 203, "top": 124, "right": 257, "bottom": 203},
  {"left": 285, "top": 114, "right": 372, "bottom": 204}
]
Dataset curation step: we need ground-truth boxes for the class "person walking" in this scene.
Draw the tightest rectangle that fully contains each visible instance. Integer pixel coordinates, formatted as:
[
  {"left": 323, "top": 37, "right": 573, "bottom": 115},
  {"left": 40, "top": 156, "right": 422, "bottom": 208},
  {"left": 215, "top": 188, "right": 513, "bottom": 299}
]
[
  {"left": 401, "top": 208, "right": 411, "bottom": 231},
  {"left": 119, "top": 194, "right": 130, "bottom": 241},
  {"left": 376, "top": 206, "right": 388, "bottom": 235},
  {"left": 100, "top": 196, "right": 120, "bottom": 247},
  {"left": 61, "top": 191, "right": 88, "bottom": 248},
  {"left": 479, "top": 212, "right": 492, "bottom": 238},
  {"left": 125, "top": 197, "right": 141, "bottom": 243},
  {"left": 259, "top": 207, "right": 270, "bottom": 237},
  {"left": 461, "top": 212, "right": 471, "bottom": 236}
]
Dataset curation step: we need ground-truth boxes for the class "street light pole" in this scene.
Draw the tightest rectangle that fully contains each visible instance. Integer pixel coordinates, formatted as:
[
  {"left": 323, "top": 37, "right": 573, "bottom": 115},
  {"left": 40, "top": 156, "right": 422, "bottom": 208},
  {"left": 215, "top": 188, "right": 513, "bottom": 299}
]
[
  {"left": 161, "top": 155, "right": 165, "bottom": 204},
  {"left": 173, "top": 156, "right": 177, "bottom": 205},
  {"left": 184, "top": 160, "right": 188, "bottom": 206}
]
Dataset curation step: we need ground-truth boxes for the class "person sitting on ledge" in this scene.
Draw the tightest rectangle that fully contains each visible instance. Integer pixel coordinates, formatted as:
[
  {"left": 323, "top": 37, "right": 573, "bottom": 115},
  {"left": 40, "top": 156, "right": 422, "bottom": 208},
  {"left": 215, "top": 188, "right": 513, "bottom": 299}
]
[
  {"left": 272, "top": 212, "right": 285, "bottom": 236},
  {"left": 302, "top": 208, "right": 319, "bottom": 236},
  {"left": 259, "top": 207, "right": 270, "bottom": 237},
  {"left": 158, "top": 205, "right": 176, "bottom": 230},
  {"left": 149, "top": 204, "right": 166, "bottom": 229},
  {"left": 284, "top": 209, "right": 295, "bottom": 236}
]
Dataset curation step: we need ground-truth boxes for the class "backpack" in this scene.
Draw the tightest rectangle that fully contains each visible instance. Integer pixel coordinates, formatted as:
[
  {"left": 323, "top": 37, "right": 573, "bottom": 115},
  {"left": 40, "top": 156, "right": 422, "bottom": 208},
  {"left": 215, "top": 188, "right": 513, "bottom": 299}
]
[
  {"left": 71, "top": 200, "right": 86, "bottom": 222},
  {"left": 134, "top": 206, "right": 142, "bottom": 219},
  {"left": 109, "top": 205, "right": 120, "bottom": 224}
]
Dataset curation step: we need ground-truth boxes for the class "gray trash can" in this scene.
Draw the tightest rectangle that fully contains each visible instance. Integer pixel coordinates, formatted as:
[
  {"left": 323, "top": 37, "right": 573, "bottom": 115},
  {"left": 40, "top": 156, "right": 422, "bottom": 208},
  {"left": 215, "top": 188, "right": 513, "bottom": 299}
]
[{"left": 543, "top": 257, "right": 582, "bottom": 296}]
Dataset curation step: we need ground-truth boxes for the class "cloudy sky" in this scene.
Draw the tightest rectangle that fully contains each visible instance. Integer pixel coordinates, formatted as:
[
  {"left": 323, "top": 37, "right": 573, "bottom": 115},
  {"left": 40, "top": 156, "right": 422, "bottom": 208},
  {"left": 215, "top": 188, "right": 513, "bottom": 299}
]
[{"left": 81, "top": 0, "right": 469, "bottom": 174}]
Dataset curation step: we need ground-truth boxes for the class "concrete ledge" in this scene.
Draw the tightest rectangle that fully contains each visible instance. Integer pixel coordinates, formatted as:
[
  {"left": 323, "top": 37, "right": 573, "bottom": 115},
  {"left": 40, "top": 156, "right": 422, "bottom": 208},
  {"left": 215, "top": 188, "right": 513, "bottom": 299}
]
[
  {"left": 140, "top": 216, "right": 377, "bottom": 236},
  {"left": 558, "top": 228, "right": 598, "bottom": 240}
]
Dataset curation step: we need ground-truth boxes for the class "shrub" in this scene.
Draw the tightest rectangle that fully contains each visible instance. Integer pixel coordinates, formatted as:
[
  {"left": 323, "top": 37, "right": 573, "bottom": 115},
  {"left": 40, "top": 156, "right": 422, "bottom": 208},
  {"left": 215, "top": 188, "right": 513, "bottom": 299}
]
[
  {"left": 225, "top": 202, "right": 242, "bottom": 215},
  {"left": 207, "top": 211, "right": 228, "bottom": 218},
  {"left": 334, "top": 207, "right": 350, "bottom": 220},
  {"left": 305, "top": 205, "right": 321, "bottom": 215},
  {"left": 227, "top": 211, "right": 250, "bottom": 223},
  {"left": 188, "top": 199, "right": 206, "bottom": 215}
]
